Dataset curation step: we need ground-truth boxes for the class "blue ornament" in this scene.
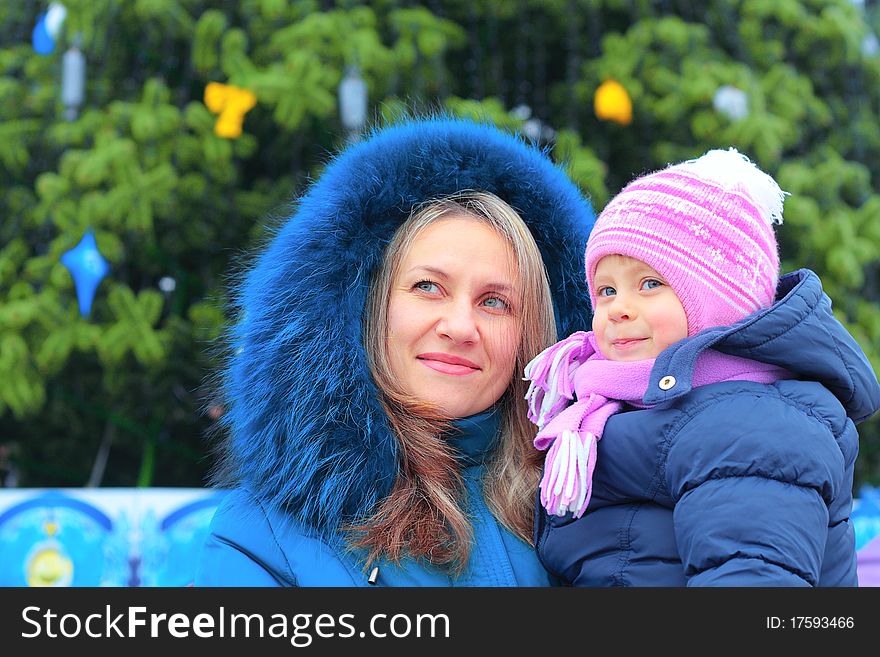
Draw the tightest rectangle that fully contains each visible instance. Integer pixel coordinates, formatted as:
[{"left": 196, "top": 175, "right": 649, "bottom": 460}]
[
  {"left": 61, "top": 230, "right": 110, "bottom": 317},
  {"left": 32, "top": 4, "right": 67, "bottom": 56},
  {"left": 32, "top": 15, "right": 55, "bottom": 55}
]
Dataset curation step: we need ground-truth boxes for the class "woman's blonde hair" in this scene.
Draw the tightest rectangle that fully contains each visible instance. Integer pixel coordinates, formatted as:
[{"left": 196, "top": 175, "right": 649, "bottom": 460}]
[{"left": 352, "top": 190, "right": 556, "bottom": 572}]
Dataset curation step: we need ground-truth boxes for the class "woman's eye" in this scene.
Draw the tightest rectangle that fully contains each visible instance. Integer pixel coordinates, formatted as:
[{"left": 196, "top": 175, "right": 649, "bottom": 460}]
[
  {"left": 598, "top": 286, "right": 616, "bottom": 297},
  {"left": 641, "top": 279, "right": 662, "bottom": 290},
  {"left": 482, "top": 296, "right": 510, "bottom": 311},
  {"left": 414, "top": 280, "right": 439, "bottom": 294}
]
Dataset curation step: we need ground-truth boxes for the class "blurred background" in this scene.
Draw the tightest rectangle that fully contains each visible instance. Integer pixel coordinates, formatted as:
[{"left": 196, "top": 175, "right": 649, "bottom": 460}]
[{"left": 1, "top": 0, "right": 880, "bottom": 585}]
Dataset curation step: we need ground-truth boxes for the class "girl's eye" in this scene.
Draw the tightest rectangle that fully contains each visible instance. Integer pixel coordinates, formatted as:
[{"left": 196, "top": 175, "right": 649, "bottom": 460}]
[
  {"left": 482, "top": 296, "right": 510, "bottom": 311},
  {"left": 414, "top": 280, "right": 440, "bottom": 294},
  {"left": 597, "top": 286, "right": 616, "bottom": 297},
  {"left": 641, "top": 279, "right": 662, "bottom": 290}
]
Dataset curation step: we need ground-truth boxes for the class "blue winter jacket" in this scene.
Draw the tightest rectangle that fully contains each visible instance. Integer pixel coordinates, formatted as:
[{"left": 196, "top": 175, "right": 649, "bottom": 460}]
[
  {"left": 199, "top": 409, "right": 555, "bottom": 585},
  {"left": 536, "top": 269, "right": 880, "bottom": 587},
  {"left": 195, "top": 118, "right": 597, "bottom": 586}
]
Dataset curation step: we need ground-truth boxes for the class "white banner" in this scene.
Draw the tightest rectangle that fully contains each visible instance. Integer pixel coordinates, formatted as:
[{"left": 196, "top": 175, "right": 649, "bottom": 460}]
[{"left": 0, "top": 488, "right": 225, "bottom": 587}]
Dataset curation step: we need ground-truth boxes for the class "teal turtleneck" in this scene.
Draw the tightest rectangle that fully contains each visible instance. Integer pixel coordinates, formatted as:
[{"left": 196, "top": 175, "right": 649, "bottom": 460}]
[
  {"left": 434, "top": 404, "right": 553, "bottom": 586},
  {"left": 447, "top": 405, "right": 501, "bottom": 467}
]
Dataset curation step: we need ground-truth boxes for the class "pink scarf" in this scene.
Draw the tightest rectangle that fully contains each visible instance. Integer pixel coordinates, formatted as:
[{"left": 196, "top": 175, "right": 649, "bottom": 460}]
[{"left": 524, "top": 331, "right": 790, "bottom": 517}]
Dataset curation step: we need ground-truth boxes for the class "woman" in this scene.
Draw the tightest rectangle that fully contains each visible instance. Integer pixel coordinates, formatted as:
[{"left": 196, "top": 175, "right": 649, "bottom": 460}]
[{"left": 195, "top": 118, "right": 596, "bottom": 586}]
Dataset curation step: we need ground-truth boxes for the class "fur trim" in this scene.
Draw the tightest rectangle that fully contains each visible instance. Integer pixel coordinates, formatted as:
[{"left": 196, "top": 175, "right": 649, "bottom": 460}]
[{"left": 218, "top": 117, "right": 596, "bottom": 540}]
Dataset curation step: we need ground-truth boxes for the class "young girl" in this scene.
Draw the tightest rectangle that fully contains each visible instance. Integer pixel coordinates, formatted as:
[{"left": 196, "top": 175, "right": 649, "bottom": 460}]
[{"left": 524, "top": 148, "right": 880, "bottom": 586}]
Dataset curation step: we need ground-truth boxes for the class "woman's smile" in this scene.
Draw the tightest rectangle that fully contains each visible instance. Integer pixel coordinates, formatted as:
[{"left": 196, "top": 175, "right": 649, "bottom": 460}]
[{"left": 417, "top": 352, "right": 482, "bottom": 376}]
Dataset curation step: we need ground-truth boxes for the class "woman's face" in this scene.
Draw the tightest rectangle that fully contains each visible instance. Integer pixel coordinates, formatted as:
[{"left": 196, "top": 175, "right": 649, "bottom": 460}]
[{"left": 386, "top": 216, "right": 522, "bottom": 418}]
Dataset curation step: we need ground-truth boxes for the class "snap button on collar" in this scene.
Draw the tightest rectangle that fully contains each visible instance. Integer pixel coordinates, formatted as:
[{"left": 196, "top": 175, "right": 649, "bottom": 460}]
[{"left": 659, "top": 375, "right": 676, "bottom": 391}]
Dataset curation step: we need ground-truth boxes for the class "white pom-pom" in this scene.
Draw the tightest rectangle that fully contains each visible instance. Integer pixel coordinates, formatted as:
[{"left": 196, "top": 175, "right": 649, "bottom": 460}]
[{"left": 676, "top": 148, "right": 787, "bottom": 225}]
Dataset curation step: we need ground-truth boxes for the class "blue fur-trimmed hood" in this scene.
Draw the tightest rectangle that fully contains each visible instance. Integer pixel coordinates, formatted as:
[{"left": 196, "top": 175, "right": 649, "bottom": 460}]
[{"left": 219, "top": 118, "right": 596, "bottom": 538}]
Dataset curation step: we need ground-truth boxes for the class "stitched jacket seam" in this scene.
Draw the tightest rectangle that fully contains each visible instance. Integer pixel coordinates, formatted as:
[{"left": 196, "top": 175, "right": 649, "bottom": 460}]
[
  {"left": 212, "top": 533, "right": 297, "bottom": 586},
  {"left": 254, "top": 497, "right": 299, "bottom": 586},
  {"left": 669, "top": 385, "right": 843, "bottom": 471}
]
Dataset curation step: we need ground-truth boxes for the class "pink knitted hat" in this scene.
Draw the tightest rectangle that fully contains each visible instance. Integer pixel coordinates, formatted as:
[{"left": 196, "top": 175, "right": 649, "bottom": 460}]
[{"left": 585, "top": 148, "right": 786, "bottom": 336}]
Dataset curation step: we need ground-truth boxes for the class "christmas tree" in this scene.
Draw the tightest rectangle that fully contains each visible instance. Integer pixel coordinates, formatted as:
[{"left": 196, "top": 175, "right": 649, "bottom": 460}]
[{"left": 1, "top": 0, "right": 877, "bottom": 488}]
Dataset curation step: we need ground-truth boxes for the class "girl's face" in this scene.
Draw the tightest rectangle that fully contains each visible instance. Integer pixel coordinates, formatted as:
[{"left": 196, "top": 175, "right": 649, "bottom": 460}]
[
  {"left": 386, "top": 216, "right": 521, "bottom": 418},
  {"left": 591, "top": 254, "right": 688, "bottom": 361}
]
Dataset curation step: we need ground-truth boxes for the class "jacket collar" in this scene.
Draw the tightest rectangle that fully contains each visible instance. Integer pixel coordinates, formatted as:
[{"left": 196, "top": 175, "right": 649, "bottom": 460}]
[{"left": 448, "top": 406, "right": 501, "bottom": 467}]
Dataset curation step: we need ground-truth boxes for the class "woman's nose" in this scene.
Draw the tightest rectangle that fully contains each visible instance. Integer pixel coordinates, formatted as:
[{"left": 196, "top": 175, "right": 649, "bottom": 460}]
[{"left": 436, "top": 301, "right": 480, "bottom": 344}]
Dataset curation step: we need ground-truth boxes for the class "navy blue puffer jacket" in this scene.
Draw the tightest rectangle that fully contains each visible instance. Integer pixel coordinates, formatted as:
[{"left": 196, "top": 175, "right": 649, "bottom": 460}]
[{"left": 536, "top": 269, "right": 880, "bottom": 586}]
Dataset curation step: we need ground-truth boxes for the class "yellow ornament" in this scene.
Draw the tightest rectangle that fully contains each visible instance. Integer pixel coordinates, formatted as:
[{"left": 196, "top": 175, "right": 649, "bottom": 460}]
[
  {"left": 27, "top": 546, "right": 74, "bottom": 587},
  {"left": 594, "top": 79, "right": 632, "bottom": 126},
  {"left": 204, "top": 82, "right": 257, "bottom": 138}
]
